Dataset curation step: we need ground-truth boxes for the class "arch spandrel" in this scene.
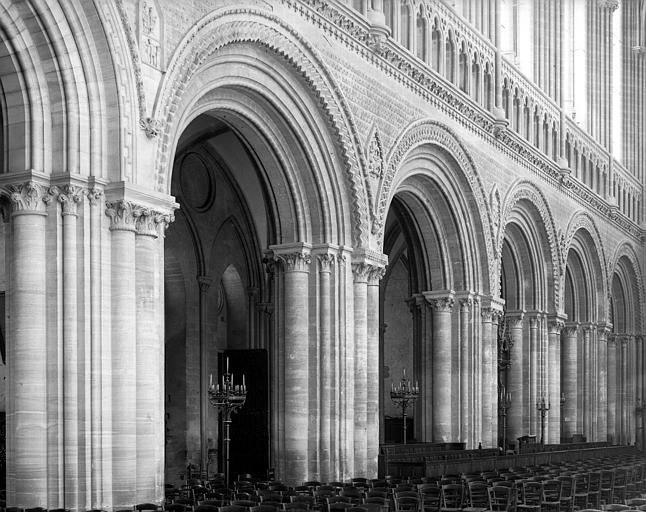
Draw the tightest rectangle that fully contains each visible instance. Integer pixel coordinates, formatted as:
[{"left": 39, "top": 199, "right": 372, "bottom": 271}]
[
  {"left": 152, "top": 7, "right": 371, "bottom": 249},
  {"left": 378, "top": 119, "right": 495, "bottom": 294},
  {"left": 499, "top": 179, "right": 560, "bottom": 310}
]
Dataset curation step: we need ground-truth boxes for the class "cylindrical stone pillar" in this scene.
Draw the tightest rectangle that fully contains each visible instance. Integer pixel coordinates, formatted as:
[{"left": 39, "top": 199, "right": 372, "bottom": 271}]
[
  {"left": 105, "top": 200, "right": 138, "bottom": 508},
  {"left": 583, "top": 325, "right": 592, "bottom": 440},
  {"left": 352, "top": 262, "right": 369, "bottom": 477},
  {"left": 54, "top": 185, "right": 84, "bottom": 509},
  {"left": 459, "top": 297, "right": 472, "bottom": 446},
  {"left": 135, "top": 208, "right": 168, "bottom": 503},
  {"left": 547, "top": 317, "right": 563, "bottom": 444},
  {"left": 275, "top": 247, "right": 311, "bottom": 485},
  {"left": 529, "top": 315, "right": 540, "bottom": 436},
  {"left": 6, "top": 181, "right": 50, "bottom": 508},
  {"left": 561, "top": 323, "right": 579, "bottom": 439},
  {"left": 480, "top": 307, "right": 493, "bottom": 447},
  {"left": 426, "top": 292, "right": 455, "bottom": 442},
  {"left": 507, "top": 312, "right": 525, "bottom": 445},
  {"left": 317, "top": 252, "right": 333, "bottom": 483},
  {"left": 607, "top": 334, "right": 617, "bottom": 443},
  {"left": 366, "top": 266, "right": 384, "bottom": 477},
  {"left": 597, "top": 326, "right": 609, "bottom": 443},
  {"left": 491, "top": 311, "right": 501, "bottom": 447}
]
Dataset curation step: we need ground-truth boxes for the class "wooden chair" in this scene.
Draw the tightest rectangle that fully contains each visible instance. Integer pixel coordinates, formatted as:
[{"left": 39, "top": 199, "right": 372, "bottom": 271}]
[
  {"left": 541, "top": 479, "right": 562, "bottom": 512},
  {"left": 517, "top": 481, "right": 541, "bottom": 512},
  {"left": 462, "top": 481, "right": 488, "bottom": 512},
  {"left": 439, "top": 484, "right": 462, "bottom": 512},
  {"left": 488, "top": 486, "right": 513, "bottom": 512}
]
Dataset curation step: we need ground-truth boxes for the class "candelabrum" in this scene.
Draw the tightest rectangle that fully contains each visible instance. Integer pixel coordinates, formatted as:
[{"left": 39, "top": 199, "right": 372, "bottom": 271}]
[
  {"left": 536, "top": 395, "right": 550, "bottom": 445},
  {"left": 498, "top": 387, "right": 512, "bottom": 452},
  {"left": 208, "top": 357, "right": 247, "bottom": 490},
  {"left": 390, "top": 369, "right": 419, "bottom": 445}
]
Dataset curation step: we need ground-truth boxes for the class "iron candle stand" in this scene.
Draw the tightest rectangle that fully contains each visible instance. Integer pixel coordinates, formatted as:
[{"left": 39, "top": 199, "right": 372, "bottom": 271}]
[
  {"left": 208, "top": 357, "right": 247, "bottom": 491},
  {"left": 390, "top": 369, "right": 419, "bottom": 445},
  {"left": 536, "top": 395, "right": 550, "bottom": 445}
]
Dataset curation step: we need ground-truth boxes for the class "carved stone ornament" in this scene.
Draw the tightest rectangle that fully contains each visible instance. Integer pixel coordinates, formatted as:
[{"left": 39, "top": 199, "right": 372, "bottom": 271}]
[
  {"left": 139, "top": 117, "right": 162, "bottom": 139},
  {"left": 87, "top": 187, "right": 105, "bottom": 207},
  {"left": 105, "top": 200, "right": 138, "bottom": 232},
  {"left": 134, "top": 207, "right": 164, "bottom": 237},
  {"left": 597, "top": 0, "right": 619, "bottom": 11},
  {"left": 6, "top": 181, "right": 50, "bottom": 214},
  {"left": 276, "top": 251, "right": 311, "bottom": 273},
  {"left": 50, "top": 185, "right": 85, "bottom": 216},
  {"left": 367, "top": 129, "right": 384, "bottom": 181},
  {"left": 317, "top": 253, "right": 335, "bottom": 273},
  {"left": 139, "top": 0, "right": 161, "bottom": 68},
  {"left": 428, "top": 296, "right": 455, "bottom": 312}
]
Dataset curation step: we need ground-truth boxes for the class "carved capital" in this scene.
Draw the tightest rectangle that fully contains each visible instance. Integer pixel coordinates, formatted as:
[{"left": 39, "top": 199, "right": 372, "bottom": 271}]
[
  {"left": 50, "top": 184, "right": 84, "bottom": 216},
  {"left": 459, "top": 297, "right": 473, "bottom": 312},
  {"left": 427, "top": 296, "right": 455, "bottom": 312},
  {"left": 548, "top": 319, "right": 566, "bottom": 335},
  {"left": 317, "top": 253, "right": 335, "bottom": 273},
  {"left": 105, "top": 200, "right": 137, "bottom": 232},
  {"left": 276, "top": 251, "right": 311, "bottom": 273},
  {"left": 368, "top": 265, "right": 386, "bottom": 285},
  {"left": 197, "top": 275, "right": 212, "bottom": 293},
  {"left": 352, "top": 262, "right": 371, "bottom": 282},
  {"left": 607, "top": 333, "right": 617, "bottom": 346},
  {"left": 598, "top": 0, "right": 619, "bottom": 11},
  {"left": 86, "top": 186, "right": 104, "bottom": 207},
  {"left": 6, "top": 181, "right": 50, "bottom": 215},
  {"left": 563, "top": 323, "right": 579, "bottom": 338}
]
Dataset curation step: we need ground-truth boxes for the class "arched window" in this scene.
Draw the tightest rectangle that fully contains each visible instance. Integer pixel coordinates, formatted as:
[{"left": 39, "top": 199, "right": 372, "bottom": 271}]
[
  {"left": 502, "top": 82, "right": 510, "bottom": 119},
  {"left": 432, "top": 21, "right": 441, "bottom": 71},
  {"left": 416, "top": 7, "right": 426, "bottom": 61},
  {"left": 524, "top": 100, "right": 531, "bottom": 140},
  {"left": 445, "top": 33, "right": 455, "bottom": 82},
  {"left": 484, "top": 68, "right": 492, "bottom": 111},
  {"left": 384, "top": 0, "right": 394, "bottom": 32},
  {"left": 552, "top": 125, "right": 558, "bottom": 161},
  {"left": 401, "top": 2, "right": 411, "bottom": 50},
  {"left": 459, "top": 49, "right": 469, "bottom": 92},
  {"left": 471, "top": 59, "right": 480, "bottom": 102},
  {"left": 533, "top": 109, "right": 540, "bottom": 148}
]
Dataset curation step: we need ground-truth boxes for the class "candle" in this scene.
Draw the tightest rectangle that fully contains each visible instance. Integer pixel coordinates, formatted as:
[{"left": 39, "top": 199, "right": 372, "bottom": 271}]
[
  {"left": 243, "top": 374, "right": 246, "bottom": 391},
  {"left": 210, "top": 373, "right": 213, "bottom": 387},
  {"left": 226, "top": 357, "right": 229, "bottom": 373}
]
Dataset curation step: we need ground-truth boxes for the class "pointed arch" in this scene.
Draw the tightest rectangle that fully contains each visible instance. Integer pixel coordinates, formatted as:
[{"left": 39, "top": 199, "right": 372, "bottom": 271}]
[{"left": 609, "top": 242, "right": 644, "bottom": 333}]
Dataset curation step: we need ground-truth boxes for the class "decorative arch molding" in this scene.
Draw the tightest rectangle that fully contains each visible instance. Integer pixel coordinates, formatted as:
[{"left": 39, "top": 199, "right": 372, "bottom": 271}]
[
  {"left": 0, "top": 0, "right": 122, "bottom": 178},
  {"left": 559, "top": 211, "right": 609, "bottom": 309},
  {"left": 152, "top": 7, "right": 371, "bottom": 247},
  {"left": 499, "top": 179, "right": 561, "bottom": 309},
  {"left": 378, "top": 119, "right": 495, "bottom": 291},
  {"left": 609, "top": 241, "right": 644, "bottom": 329}
]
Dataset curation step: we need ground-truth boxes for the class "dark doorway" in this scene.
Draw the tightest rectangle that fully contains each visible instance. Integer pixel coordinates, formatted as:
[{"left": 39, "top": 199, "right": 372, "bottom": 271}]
[{"left": 218, "top": 349, "right": 269, "bottom": 477}]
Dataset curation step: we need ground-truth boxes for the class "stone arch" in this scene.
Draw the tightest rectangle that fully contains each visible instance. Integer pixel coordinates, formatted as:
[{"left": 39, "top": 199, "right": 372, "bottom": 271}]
[
  {"left": 0, "top": 0, "right": 121, "bottom": 178},
  {"left": 378, "top": 119, "right": 495, "bottom": 293},
  {"left": 560, "top": 211, "right": 609, "bottom": 321},
  {"left": 499, "top": 179, "right": 560, "bottom": 310},
  {"left": 609, "top": 242, "right": 644, "bottom": 333},
  {"left": 153, "top": 7, "right": 370, "bottom": 247}
]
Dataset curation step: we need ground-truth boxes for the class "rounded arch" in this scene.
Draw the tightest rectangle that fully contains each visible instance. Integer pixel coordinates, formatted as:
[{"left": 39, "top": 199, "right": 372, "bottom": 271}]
[
  {"left": 499, "top": 179, "right": 560, "bottom": 310},
  {"left": 379, "top": 119, "right": 495, "bottom": 293},
  {"left": 153, "top": 7, "right": 370, "bottom": 247},
  {"left": 609, "top": 242, "right": 644, "bottom": 333},
  {"left": 560, "top": 211, "right": 609, "bottom": 321},
  {"left": 0, "top": 0, "right": 121, "bottom": 178}
]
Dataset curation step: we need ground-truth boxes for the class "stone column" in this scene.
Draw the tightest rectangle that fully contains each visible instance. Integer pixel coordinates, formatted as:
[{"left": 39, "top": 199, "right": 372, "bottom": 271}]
[
  {"left": 424, "top": 291, "right": 455, "bottom": 442},
  {"left": 529, "top": 314, "right": 540, "bottom": 436},
  {"left": 5, "top": 181, "right": 50, "bottom": 508},
  {"left": 366, "top": 265, "right": 384, "bottom": 477},
  {"left": 561, "top": 323, "right": 579, "bottom": 439},
  {"left": 620, "top": 335, "right": 628, "bottom": 444},
  {"left": 596, "top": 326, "right": 609, "bottom": 443},
  {"left": 636, "top": 336, "right": 644, "bottom": 449},
  {"left": 273, "top": 244, "right": 311, "bottom": 485},
  {"left": 105, "top": 200, "right": 138, "bottom": 508},
  {"left": 87, "top": 185, "right": 105, "bottom": 509},
  {"left": 316, "top": 251, "right": 334, "bottom": 483},
  {"left": 458, "top": 296, "right": 473, "bottom": 446},
  {"left": 506, "top": 311, "right": 525, "bottom": 444},
  {"left": 134, "top": 208, "right": 171, "bottom": 503},
  {"left": 582, "top": 324, "right": 593, "bottom": 440},
  {"left": 196, "top": 275, "right": 212, "bottom": 474},
  {"left": 547, "top": 316, "right": 564, "bottom": 444},
  {"left": 415, "top": 295, "right": 433, "bottom": 442},
  {"left": 607, "top": 334, "right": 617, "bottom": 443},
  {"left": 351, "top": 262, "right": 369, "bottom": 477},
  {"left": 480, "top": 307, "right": 494, "bottom": 447},
  {"left": 490, "top": 309, "right": 502, "bottom": 447},
  {"left": 51, "top": 185, "right": 84, "bottom": 509}
]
